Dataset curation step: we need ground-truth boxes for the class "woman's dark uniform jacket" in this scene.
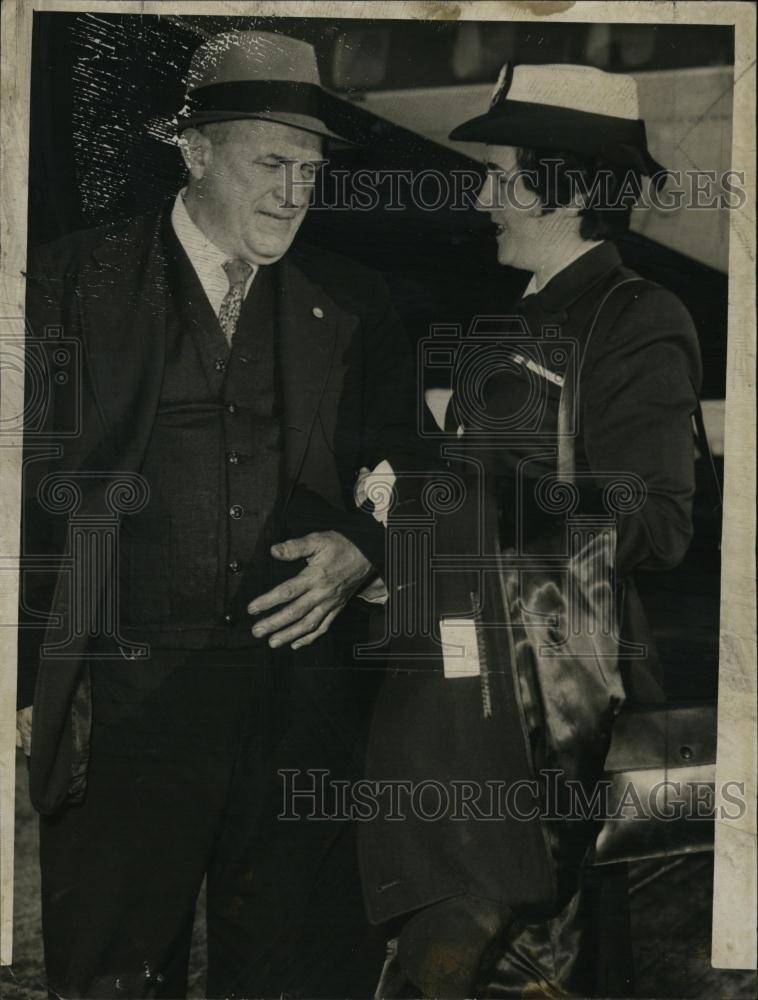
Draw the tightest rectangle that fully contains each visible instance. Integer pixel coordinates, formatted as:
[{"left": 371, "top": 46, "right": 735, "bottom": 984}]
[
  {"left": 19, "top": 203, "right": 416, "bottom": 816},
  {"left": 360, "top": 241, "right": 703, "bottom": 926}
]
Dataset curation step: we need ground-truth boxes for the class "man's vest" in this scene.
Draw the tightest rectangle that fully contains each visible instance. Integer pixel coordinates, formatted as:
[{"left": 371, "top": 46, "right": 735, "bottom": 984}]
[{"left": 116, "top": 219, "right": 283, "bottom": 648}]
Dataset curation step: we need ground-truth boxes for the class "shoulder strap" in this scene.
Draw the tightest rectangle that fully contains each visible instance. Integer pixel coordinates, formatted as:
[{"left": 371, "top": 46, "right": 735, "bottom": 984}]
[
  {"left": 557, "top": 278, "right": 644, "bottom": 482},
  {"left": 557, "top": 278, "right": 723, "bottom": 531}
]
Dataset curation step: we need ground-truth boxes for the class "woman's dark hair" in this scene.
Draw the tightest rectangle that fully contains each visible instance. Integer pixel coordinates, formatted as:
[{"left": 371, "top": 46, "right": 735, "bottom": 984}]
[{"left": 515, "top": 146, "right": 643, "bottom": 241}]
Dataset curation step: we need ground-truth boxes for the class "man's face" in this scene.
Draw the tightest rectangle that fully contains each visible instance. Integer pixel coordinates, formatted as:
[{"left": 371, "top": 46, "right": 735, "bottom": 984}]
[
  {"left": 475, "top": 145, "right": 546, "bottom": 272},
  {"left": 183, "top": 119, "right": 324, "bottom": 264}
]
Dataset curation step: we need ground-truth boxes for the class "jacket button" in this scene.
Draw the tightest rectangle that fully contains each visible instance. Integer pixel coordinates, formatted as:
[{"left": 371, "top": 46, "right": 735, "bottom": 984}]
[
  {"left": 223, "top": 613, "right": 235, "bottom": 624},
  {"left": 228, "top": 560, "right": 241, "bottom": 574},
  {"left": 229, "top": 504, "right": 244, "bottom": 519},
  {"left": 312, "top": 306, "right": 324, "bottom": 319},
  {"left": 227, "top": 450, "right": 239, "bottom": 465},
  {"left": 214, "top": 358, "right": 227, "bottom": 373},
  {"left": 227, "top": 402, "right": 237, "bottom": 414}
]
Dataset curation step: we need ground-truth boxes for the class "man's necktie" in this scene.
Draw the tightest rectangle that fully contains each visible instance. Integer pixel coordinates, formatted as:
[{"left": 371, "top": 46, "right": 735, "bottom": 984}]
[{"left": 218, "top": 258, "right": 253, "bottom": 345}]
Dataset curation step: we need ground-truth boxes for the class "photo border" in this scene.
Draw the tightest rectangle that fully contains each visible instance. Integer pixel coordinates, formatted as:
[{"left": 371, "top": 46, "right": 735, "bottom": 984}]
[{"left": 1, "top": 0, "right": 754, "bottom": 974}]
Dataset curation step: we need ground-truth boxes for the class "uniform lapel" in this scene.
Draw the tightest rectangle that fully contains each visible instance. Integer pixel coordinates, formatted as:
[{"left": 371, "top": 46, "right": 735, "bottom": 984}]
[{"left": 276, "top": 251, "right": 340, "bottom": 504}]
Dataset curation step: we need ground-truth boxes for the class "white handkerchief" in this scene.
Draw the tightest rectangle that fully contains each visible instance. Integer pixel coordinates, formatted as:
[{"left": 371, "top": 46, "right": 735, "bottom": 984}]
[
  {"left": 425, "top": 387, "right": 454, "bottom": 432},
  {"left": 354, "top": 459, "right": 396, "bottom": 527},
  {"left": 354, "top": 459, "right": 395, "bottom": 606},
  {"left": 425, "top": 387, "right": 463, "bottom": 436}
]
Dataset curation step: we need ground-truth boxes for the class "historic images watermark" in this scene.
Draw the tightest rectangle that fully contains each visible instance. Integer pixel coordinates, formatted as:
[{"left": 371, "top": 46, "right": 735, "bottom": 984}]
[
  {"left": 273, "top": 161, "right": 748, "bottom": 213},
  {"left": 277, "top": 768, "right": 746, "bottom": 824}
]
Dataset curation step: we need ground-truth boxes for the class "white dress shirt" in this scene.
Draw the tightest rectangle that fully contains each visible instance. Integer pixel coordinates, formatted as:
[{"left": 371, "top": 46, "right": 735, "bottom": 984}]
[{"left": 170, "top": 190, "right": 258, "bottom": 316}]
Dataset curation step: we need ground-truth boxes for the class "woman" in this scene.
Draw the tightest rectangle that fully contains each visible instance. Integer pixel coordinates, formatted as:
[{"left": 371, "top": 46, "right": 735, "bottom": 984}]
[{"left": 361, "top": 62, "right": 701, "bottom": 998}]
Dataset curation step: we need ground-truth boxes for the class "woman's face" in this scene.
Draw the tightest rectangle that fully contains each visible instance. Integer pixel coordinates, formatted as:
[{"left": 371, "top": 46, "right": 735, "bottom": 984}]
[
  {"left": 476, "top": 145, "right": 585, "bottom": 274},
  {"left": 475, "top": 145, "right": 546, "bottom": 272}
]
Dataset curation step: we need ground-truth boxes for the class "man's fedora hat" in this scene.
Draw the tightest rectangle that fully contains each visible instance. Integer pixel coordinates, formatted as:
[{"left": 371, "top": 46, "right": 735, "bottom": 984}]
[
  {"left": 450, "top": 62, "right": 665, "bottom": 177},
  {"left": 177, "top": 30, "right": 357, "bottom": 142}
]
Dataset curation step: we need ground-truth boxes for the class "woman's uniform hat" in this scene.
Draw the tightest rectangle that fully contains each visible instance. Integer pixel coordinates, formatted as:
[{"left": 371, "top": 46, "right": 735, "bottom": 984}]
[
  {"left": 450, "top": 62, "right": 665, "bottom": 177},
  {"left": 176, "top": 30, "right": 358, "bottom": 143}
]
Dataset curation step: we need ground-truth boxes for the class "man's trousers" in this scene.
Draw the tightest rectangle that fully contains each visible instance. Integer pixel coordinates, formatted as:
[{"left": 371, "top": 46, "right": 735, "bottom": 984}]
[{"left": 38, "top": 646, "right": 383, "bottom": 999}]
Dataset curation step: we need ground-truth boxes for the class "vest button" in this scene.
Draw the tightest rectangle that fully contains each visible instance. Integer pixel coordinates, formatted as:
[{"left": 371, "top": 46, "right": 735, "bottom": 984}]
[
  {"left": 226, "top": 402, "right": 237, "bottom": 414},
  {"left": 227, "top": 451, "right": 239, "bottom": 465},
  {"left": 228, "top": 560, "right": 241, "bottom": 574},
  {"left": 214, "top": 358, "right": 227, "bottom": 373},
  {"left": 229, "top": 504, "right": 244, "bottom": 519},
  {"left": 223, "top": 613, "right": 235, "bottom": 624}
]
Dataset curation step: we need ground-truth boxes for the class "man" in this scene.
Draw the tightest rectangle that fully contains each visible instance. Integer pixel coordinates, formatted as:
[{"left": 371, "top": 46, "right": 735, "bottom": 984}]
[
  {"left": 18, "top": 30, "right": 413, "bottom": 999},
  {"left": 361, "top": 63, "right": 702, "bottom": 997}
]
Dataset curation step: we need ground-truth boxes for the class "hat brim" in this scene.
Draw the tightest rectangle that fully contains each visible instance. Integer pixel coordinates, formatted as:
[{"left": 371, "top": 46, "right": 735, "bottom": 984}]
[
  {"left": 178, "top": 109, "right": 350, "bottom": 143},
  {"left": 177, "top": 80, "right": 361, "bottom": 145},
  {"left": 450, "top": 100, "right": 665, "bottom": 176}
]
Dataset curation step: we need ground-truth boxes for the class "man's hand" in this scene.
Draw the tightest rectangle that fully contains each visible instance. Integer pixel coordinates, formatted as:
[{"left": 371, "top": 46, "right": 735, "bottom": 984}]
[
  {"left": 16, "top": 706, "right": 33, "bottom": 756},
  {"left": 248, "top": 531, "right": 373, "bottom": 650}
]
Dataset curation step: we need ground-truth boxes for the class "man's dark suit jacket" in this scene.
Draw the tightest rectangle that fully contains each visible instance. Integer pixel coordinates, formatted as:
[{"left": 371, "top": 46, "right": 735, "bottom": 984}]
[{"left": 20, "top": 204, "right": 415, "bottom": 816}]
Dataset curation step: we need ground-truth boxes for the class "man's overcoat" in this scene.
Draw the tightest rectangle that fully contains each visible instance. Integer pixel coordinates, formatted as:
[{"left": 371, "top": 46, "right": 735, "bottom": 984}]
[{"left": 20, "top": 204, "right": 414, "bottom": 816}]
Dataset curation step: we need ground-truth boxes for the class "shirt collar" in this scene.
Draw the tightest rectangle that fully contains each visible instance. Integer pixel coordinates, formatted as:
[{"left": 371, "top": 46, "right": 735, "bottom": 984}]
[
  {"left": 170, "top": 189, "right": 258, "bottom": 316},
  {"left": 521, "top": 241, "right": 624, "bottom": 313},
  {"left": 522, "top": 241, "right": 602, "bottom": 298}
]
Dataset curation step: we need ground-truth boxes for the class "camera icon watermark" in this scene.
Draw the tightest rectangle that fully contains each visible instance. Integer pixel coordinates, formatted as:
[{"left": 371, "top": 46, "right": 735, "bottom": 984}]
[
  {"left": 419, "top": 314, "right": 579, "bottom": 442},
  {"left": 0, "top": 319, "right": 82, "bottom": 438}
]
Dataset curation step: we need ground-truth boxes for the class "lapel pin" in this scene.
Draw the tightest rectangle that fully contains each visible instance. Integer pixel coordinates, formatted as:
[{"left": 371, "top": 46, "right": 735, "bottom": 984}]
[{"left": 312, "top": 306, "right": 324, "bottom": 319}]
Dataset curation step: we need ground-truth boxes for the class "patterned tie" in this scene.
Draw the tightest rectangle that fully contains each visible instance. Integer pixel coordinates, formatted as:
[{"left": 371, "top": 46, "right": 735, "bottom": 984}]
[{"left": 218, "top": 258, "right": 254, "bottom": 345}]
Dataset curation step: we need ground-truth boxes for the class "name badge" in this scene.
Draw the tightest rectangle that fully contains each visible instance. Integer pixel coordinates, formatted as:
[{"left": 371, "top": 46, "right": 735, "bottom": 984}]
[{"left": 440, "top": 617, "right": 481, "bottom": 678}]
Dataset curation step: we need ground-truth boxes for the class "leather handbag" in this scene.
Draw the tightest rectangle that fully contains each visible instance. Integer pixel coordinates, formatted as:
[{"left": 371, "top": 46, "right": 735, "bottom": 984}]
[
  {"left": 503, "top": 277, "right": 721, "bottom": 868},
  {"left": 493, "top": 279, "right": 649, "bottom": 881},
  {"left": 592, "top": 398, "right": 721, "bottom": 865},
  {"left": 594, "top": 701, "right": 717, "bottom": 864}
]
